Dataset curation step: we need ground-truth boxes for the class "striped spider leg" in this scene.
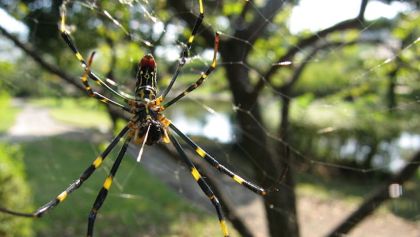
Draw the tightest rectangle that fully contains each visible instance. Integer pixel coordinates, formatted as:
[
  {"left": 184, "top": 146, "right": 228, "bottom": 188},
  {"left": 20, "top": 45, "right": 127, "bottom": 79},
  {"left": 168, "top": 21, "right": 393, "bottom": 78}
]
[
  {"left": 59, "top": 1, "right": 135, "bottom": 106},
  {"left": 0, "top": 125, "right": 130, "bottom": 218}
]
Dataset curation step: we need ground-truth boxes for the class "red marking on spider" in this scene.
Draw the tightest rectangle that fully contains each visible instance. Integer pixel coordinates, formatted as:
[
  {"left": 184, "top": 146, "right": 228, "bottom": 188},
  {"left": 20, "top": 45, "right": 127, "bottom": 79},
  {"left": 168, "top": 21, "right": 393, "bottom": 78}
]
[{"left": 140, "top": 54, "right": 156, "bottom": 68}]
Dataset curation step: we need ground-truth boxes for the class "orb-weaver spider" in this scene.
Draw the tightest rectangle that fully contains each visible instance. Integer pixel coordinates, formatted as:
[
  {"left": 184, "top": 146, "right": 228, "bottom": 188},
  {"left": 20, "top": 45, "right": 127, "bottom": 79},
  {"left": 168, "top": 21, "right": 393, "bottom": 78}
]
[{"left": 0, "top": 1, "right": 267, "bottom": 236}]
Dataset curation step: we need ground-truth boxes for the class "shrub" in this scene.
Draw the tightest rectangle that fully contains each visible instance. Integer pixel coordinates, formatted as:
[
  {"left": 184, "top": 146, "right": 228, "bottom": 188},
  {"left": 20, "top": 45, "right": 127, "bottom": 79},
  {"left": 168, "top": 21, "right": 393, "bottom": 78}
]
[{"left": 0, "top": 143, "right": 33, "bottom": 237}]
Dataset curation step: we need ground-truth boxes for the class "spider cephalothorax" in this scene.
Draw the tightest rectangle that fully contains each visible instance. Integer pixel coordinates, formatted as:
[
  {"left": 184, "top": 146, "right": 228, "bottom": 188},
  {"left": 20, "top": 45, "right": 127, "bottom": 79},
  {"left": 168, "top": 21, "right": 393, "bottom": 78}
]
[{"left": 135, "top": 54, "right": 158, "bottom": 100}]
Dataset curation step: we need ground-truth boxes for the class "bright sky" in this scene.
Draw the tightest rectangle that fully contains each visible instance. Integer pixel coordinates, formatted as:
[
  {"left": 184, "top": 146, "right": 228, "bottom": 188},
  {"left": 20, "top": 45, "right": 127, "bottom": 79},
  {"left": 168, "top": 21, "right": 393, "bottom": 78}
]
[
  {"left": 289, "top": 0, "right": 411, "bottom": 33},
  {"left": 0, "top": 8, "right": 27, "bottom": 35},
  {"left": 0, "top": 1, "right": 412, "bottom": 37}
]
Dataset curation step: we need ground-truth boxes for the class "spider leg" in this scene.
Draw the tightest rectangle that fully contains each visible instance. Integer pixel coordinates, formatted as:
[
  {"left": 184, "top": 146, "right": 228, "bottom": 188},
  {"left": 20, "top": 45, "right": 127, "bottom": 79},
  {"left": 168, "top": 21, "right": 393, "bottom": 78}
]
[
  {"left": 169, "top": 134, "right": 229, "bottom": 237},
  {"left": 59, "top": 3, "right": 136, "bottom": 102},
  {"left": 169, "top": 123, "right": 267, "bottom": 196},
  {"left": 160, "top": 0, "right": 206, "bottom": 99},
  {"left": 162, "top": 32, "right": 220, "bottom": 109},
  {"left": 81, "top": 52, "right": 131, "bottom": 112},
  {"left": 0, "top": 126, "right": 130, "bottom": 218},
  {"left": 87, "top": 136, "right": 131, "bottom": 237},
  {"left": 87, "top": 135, "right": 131, "bottom": 237},
  {"left": 100, "top": 77, "right": 137, "bottom": 101}
]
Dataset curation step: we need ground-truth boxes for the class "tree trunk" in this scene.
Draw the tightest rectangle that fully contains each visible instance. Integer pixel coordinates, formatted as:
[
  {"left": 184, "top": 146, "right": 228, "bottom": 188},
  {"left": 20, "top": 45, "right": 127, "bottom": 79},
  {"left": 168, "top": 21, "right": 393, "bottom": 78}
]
[{"left": 221, "top": 42, "right": 299, "bottom": 237}]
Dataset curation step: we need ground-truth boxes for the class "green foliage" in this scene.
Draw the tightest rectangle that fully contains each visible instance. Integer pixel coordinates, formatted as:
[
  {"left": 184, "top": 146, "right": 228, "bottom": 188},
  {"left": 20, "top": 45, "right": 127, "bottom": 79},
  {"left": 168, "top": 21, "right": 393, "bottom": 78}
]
[
  {"left": 294, "top": 49, "right": 358, "bottom": 96},
  {"left": 0, "top": 91, "right": 20, "bottom": 133},
  {"left": 0, "top": 143, "right": 33, "bottom": 237}
]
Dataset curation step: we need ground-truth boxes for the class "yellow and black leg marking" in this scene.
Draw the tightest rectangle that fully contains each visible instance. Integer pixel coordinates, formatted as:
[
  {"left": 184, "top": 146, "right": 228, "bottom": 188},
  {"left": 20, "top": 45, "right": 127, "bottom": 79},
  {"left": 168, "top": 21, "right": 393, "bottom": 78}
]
[
  {"left": 59, "top": 2, "right": 86, "bottom": 66},
  {"left": 163, "top": 32, "right": 220, "bottom": 109},
  {"left": 169, "top": 123, "right": 267, "bottom": 196},
  {"left": 187, "top": 0, "right": 204, "bottom": 49},
  {"left": 87, "top": 135, "right": 131, "bottom": 237},
  {"left": 169, "top": 134, "right": 229, "bottom": 237},
  {"left": 59, "top": 2, "right": 135, "bottom": 103},
  {"left": 160, "top": 0, "right": 206, "bottom": 99},
  {"left": 80, "top": 52, "right": 131, "bottom": 112},
  {"left": 0, "top": 125, "right": 130, "bottom": 218}
]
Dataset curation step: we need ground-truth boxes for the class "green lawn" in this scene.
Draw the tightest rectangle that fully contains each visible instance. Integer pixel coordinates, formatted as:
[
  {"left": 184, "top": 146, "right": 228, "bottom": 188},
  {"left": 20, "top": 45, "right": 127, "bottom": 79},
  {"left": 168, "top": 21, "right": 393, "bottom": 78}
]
[
  {"left": 0, "top": 93, "right": 20, "bottom": 133},
  {"left": 6, "top": 137, "right": 230, "bottom": 237},
  {"left": 0, "top": 143, "right": 33, "bottom": 237}
]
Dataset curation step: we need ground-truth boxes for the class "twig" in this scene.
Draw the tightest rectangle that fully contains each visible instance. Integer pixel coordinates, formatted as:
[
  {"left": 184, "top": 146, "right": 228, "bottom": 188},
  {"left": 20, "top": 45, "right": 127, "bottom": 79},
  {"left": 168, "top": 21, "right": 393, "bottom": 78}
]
[{"left": 326, "top": 151, "right": 420, "bottom": 237}]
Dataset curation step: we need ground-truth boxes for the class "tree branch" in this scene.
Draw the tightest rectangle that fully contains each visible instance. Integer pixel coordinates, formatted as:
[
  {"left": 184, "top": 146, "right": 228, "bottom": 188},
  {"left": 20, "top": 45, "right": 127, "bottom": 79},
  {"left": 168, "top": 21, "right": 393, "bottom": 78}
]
[
  {"left": 326, "top": 150, "right": 420, "bottom": 237},
  {"left": 254, "top": 0, "right": 369, "bottom": 95},
  {"left": 0, "top": 25, "right": 84, "bottom": 92},
  {"left": 0, "top": 24, "right": 130, "bottom": 121},
  {"left": 358, "top": 0, "right": 369, "bottom": 21},
  {"left": 236, "top": 0, "right": 285, "bottom": 47},
  {"left": 234, "top": 0, "right": 253, "bottom": 28},
  {"left": 275, "top": 39, "right": 374, "bottom": 94}
]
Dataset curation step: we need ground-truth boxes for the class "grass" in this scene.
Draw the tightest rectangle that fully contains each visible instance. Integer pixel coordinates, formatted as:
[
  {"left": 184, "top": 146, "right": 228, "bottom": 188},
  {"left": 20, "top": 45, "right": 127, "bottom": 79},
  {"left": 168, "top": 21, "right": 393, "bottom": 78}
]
[
  {"left": 0, "top": 107, "right": 20, "bottom": 133},
  {"left": 0, "top": 143, "right": 33, "bottom": 237},
  {"left": 13, "top": 136, "right": 231, "bottom": 237},
  {"left": 0, "top": 93, "right": 20, "bottom": 133},
  {"left": 30, "top": 97, "right": 112, "bottom": 131}
]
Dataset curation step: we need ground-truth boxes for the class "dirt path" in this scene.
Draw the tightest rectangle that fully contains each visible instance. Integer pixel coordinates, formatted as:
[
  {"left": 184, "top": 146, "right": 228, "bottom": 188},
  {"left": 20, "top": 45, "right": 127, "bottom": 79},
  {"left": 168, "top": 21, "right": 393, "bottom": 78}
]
[
  {"left": 3, "top": 100, "right": 418, "bottom": 237},
  {"left": 298, "top": 195, "right": 419, "bottom": 237},
  {"left": 3, "top": 99, "right": 84, "bottom": 141}
]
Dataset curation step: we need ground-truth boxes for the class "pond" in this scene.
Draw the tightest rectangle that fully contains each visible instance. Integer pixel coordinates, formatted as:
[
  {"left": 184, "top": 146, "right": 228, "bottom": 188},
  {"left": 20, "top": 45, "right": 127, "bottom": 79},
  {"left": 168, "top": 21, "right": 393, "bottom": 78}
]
[{"left": 167, "top": 98, "right": 420, "bottom": 172}]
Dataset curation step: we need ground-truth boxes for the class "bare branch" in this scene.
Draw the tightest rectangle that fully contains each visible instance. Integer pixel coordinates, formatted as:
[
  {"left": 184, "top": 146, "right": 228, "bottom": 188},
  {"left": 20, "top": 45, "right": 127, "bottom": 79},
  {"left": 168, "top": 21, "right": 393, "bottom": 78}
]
[
  {"left": 254, "top": 0, "right": 370, "bottom": 95},
  {"left": 234, "top": 0, "right": 253, "bottom": 28},
  {"left": 0, "top": 25, "right": 84, "bottom": 91},
  {"left": 327, "top": 150, "right": 420, "bottom": 237},
  {"left": 236, "top": 0, "right": 285, "bottom": 52},
  {"left": 0, "top": 25, "right": 130, "bottom": 121},
  {"left": 276, "top": 40, "right": 362, "bottom": 93},
  {"left": 358, "top": 0, "right": 369, "bottom": 20}
]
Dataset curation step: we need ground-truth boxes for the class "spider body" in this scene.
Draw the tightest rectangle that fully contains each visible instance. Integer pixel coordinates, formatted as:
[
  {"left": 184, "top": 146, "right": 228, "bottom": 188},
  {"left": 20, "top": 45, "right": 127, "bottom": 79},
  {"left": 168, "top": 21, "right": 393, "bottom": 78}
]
[
  {"left": 128, "top": 96, "right": 169, "bottom": 145},
  {"left": 135, "top": 54, "right": 158, "bottom": 101},
  {"left": 128, "top": 53, "right": 169, "bottom": 145}
]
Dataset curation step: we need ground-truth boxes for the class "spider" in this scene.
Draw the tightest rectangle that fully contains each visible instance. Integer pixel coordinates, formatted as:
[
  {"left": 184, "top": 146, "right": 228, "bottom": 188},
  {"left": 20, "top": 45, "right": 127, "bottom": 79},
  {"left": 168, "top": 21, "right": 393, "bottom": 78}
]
[{"left": 0, "top": 1, "right": 267, "bottom": 236}]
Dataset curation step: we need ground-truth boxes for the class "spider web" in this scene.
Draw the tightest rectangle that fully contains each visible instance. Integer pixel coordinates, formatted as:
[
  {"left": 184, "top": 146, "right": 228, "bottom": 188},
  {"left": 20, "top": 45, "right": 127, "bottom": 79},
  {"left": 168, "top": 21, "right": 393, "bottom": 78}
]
[{"left": 0, "top": 0, "right": 419, "bottom": 236}]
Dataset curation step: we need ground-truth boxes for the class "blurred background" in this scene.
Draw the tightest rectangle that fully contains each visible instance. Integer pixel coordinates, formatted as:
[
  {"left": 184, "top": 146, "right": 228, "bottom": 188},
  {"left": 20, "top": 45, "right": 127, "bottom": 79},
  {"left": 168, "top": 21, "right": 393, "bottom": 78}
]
[{"left": 0, "top": 0, "right": 419, "bottom": 236}]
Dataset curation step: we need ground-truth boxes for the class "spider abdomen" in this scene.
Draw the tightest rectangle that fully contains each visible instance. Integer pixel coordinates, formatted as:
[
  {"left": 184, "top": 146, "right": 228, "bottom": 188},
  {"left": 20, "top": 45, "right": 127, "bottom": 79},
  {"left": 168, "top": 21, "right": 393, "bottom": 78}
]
[
  {"left": 130, "top": 105, "right": 168, "bottom": 145},
  {"left": 138, "top": 119, "right": 164, "bottom": 145}
]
